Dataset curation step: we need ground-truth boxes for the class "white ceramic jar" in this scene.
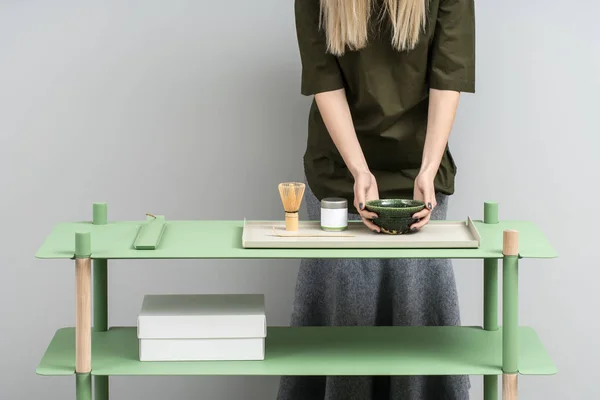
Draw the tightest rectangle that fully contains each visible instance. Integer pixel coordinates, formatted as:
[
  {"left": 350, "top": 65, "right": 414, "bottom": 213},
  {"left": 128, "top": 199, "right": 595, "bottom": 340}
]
[{"left": 320, "top": 197, "right": 348, "bottom": 231}]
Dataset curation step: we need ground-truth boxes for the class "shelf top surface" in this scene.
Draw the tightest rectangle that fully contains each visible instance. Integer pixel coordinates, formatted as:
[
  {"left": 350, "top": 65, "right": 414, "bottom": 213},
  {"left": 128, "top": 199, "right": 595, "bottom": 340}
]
[
  {"left": 35, "top": 219, "right": 557, "bottom": 260},
  {"left": 36, "top": 325, "right": 556, "bottom": 376}
]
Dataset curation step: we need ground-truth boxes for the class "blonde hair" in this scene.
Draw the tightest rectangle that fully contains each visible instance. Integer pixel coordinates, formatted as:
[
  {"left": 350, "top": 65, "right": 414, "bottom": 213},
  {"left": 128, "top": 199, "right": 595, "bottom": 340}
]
[{"left": 319, "top": 0, "right": 428, "bottom": 56}]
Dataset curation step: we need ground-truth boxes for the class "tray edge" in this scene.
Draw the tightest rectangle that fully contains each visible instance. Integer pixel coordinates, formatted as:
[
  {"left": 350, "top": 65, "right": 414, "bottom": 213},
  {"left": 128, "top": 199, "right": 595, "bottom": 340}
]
[
  {"left": 466, "top": 216, "right": 482, "bottom": 247},
  {"left": 241, "top": 218, "right": 481, "bottom": 249}
]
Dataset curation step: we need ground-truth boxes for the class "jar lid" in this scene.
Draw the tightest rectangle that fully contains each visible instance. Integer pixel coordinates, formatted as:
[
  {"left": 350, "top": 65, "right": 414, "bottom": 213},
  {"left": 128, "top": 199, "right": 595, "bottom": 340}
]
[{"left": 321, "top": 197, "right": 347, "bottom": 209}]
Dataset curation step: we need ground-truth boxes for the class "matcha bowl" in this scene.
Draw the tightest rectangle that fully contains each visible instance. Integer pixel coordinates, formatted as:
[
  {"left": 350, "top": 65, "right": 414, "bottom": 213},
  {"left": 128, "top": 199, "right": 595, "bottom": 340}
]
[{"left": 365, "top": 199, "right": 426, "bottom": 234}]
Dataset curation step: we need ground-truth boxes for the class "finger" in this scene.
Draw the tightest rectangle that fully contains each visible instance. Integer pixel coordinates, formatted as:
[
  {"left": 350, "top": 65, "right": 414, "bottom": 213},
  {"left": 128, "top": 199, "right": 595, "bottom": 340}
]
[
  {"left": 424, "top": 192, "right": 437, "bottom": 211},
  {"left": 359, "top": 208, "right": 378, "bottom": 220},
  {"left": 355, "top": 187, "right": 366, "bottom": 212},
  {"left": 359, "top": 209, "right": 379, "bottom": 222},
  {"left": 412, "top": 208, "right": 430, "bottom": 219},
  {"left": 362, "top": 217, "right": 380, "bottom": 232},
  {"left": 354, "top": 201, "right": 378, "bottom": 220},
  {"left": 411, "top": 213, "right": 431, "bottom": 231}
]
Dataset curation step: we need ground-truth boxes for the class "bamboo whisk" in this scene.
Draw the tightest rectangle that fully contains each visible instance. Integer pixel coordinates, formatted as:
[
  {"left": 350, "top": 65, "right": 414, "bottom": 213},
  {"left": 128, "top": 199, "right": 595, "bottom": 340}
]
[{"left": 278, "top": 182, "right": 305, "bottom": 231}]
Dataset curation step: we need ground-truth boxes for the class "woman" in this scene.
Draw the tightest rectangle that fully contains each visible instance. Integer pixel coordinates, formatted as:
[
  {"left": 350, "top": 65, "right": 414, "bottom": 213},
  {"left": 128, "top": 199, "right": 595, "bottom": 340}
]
[{"left": 278, "top": 0, "right": 475, "bottom": 399}]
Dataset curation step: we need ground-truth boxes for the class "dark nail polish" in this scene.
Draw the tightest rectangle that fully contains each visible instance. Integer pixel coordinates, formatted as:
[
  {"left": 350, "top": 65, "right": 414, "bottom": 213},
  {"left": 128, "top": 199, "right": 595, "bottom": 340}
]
[
  {"left": 427, "top": 202, "right": 432, "bottom": 210},
  {"left": 411, "top": 227, "right": 417, "bottom": 232},
  {"left": 359, "top": 203, "right": 364, "bottom": 210}
]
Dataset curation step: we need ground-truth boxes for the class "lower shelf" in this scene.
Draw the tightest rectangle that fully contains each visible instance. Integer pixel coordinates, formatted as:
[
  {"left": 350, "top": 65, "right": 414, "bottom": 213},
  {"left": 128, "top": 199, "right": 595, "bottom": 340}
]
[{"left": 37, "top": 326, "right": 556, "bottom": 377}]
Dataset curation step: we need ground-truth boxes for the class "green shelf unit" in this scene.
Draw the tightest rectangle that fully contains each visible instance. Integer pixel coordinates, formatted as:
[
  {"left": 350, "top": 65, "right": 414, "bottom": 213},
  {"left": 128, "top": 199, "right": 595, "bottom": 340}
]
[
  {"left": 34, "top": 201, "right": 558, "bottom": 400},
  {"left": 37, "top": 326, "right": 555, "bottom": 377}
]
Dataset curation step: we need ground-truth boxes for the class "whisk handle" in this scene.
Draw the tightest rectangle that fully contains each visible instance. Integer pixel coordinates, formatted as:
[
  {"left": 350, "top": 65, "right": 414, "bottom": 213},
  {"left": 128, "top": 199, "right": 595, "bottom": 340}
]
[{"left": 285, "top": 211, "right": 299, "bottom": 231}]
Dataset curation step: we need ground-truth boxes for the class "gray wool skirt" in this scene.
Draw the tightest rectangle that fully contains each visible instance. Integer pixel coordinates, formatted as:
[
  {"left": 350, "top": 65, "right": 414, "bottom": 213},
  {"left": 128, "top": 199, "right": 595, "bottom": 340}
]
[{"left": 276, "top": 182, "right": 470, "bottom": 400}]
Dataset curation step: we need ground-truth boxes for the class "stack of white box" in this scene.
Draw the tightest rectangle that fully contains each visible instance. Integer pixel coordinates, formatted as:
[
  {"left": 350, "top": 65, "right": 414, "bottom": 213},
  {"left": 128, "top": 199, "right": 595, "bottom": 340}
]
[{"left": 137, "top": 293, "right": 266, "bottom": 361}]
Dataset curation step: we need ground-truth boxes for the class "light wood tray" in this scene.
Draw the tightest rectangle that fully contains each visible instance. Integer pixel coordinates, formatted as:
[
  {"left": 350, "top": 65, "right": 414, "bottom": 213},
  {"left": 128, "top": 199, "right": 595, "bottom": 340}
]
[{"left": 241, "top": 218, "right": 481, "bottom": 249}]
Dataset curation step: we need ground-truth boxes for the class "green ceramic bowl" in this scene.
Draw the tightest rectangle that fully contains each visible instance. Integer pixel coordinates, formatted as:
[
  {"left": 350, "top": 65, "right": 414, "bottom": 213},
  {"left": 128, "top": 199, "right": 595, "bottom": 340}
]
[{"left": 365, "top": 199, "right": 425, "bottom": 234}]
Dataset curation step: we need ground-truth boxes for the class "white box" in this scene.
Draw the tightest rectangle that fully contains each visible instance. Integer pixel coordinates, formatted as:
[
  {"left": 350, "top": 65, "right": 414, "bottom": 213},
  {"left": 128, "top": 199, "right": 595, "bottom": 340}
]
[
  {"left": 137, "top": 294, "right": 267, "bottom": 339},
  {"left": 137, "top": 294, "right": 267, "bottom": 361},
  {"left": 139, "top": 337, "right": 265, "bottom": 361}
]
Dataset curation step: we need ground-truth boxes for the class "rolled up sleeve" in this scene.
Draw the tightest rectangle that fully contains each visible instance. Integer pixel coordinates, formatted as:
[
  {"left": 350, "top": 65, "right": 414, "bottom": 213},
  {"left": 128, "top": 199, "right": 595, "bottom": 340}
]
[
  {"left": 294, "top": 0, "right": 345, "bottom": 96},
  {"left": 429, "top": 0, "right": 476, "bottom": 93}
]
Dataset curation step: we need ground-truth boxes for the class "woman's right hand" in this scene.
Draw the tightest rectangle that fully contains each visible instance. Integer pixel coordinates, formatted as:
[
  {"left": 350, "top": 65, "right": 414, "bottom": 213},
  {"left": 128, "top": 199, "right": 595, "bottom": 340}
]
[{"left": 353, "top": 171, "right": 381, "bottom": 232}]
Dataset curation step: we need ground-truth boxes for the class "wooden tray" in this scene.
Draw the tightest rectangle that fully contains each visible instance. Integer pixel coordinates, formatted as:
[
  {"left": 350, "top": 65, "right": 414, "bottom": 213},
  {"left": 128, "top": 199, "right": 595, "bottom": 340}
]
[{"left": 241, "top": 218, "right": 481, "bottom": 249}]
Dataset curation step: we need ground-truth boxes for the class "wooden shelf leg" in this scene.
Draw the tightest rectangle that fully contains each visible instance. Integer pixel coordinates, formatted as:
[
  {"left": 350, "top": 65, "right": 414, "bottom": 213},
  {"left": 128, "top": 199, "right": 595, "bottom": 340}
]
[
  {"left": 502, "top": 374, "right": 518, "bottom": 400},
  {"left": 483, "top": 202, "right": 499, "bottom": 400},
  {"left": 93, "top": 202, "right": 109, "bottom": 400},
  {"left": 75, "top": 232, "right": 92, "bottom": 399},
  {"left": 502, "top": 229, "right": 519, "bottom": 400}
]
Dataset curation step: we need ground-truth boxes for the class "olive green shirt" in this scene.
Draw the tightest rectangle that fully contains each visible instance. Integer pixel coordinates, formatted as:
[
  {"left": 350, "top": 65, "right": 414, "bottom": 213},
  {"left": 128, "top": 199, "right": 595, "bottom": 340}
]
[{"left": 294, "top": 0, "right": 475, "bottom": 213}]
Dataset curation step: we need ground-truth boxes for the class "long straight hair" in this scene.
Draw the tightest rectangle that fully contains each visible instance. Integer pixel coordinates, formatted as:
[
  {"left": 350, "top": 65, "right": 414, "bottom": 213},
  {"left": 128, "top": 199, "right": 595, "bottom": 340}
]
[{"left": 319, "top": 0, "right": 428, "bottom": 56}]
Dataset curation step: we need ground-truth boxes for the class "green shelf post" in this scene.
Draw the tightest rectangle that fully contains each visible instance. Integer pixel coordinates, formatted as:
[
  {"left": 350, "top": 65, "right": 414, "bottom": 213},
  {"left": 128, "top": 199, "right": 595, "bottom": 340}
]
[
  {"left": 484, "top": 201, "right": 499, "bottom": 224},
  {"left": 95, "top": 376, "right": 108, "bottom": 400},
  {"left": 75, "top": 231, "right": 91, "bottom": 259},
  {"left": 502, "top": 229, "right": 519, "bottom": 398},
  {"left": 93, "top": 202, "right": 107, "bottom": 226},
  {"left": 484, "top": 261, "right": 499, "bottom": 330},
  {"left": 484, "top": 375, "right": 498, "bottom": 400},
  {"left": 92, "top": 202, "right": 109, "bottom": 400},
  {"left": 75, "top": 232, "right": 92, "bottom": 400},
  {"left": 76, "top": 373, "right": 92, "bottom": 400},
  {"left": 483, "top": 202, "right": 499, "bottom": 400}
]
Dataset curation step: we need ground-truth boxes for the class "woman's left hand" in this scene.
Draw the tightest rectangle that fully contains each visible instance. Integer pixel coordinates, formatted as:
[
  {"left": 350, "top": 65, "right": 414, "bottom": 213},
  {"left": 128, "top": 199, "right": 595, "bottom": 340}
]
[{"left": 411, "top": 170, "right": 437, "bottom": 231}]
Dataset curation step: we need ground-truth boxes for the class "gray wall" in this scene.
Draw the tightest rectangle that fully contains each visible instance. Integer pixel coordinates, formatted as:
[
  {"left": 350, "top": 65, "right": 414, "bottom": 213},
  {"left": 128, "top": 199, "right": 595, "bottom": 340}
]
[{"left": 1, "top": 1, "right": 596, "bottom": 399}]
